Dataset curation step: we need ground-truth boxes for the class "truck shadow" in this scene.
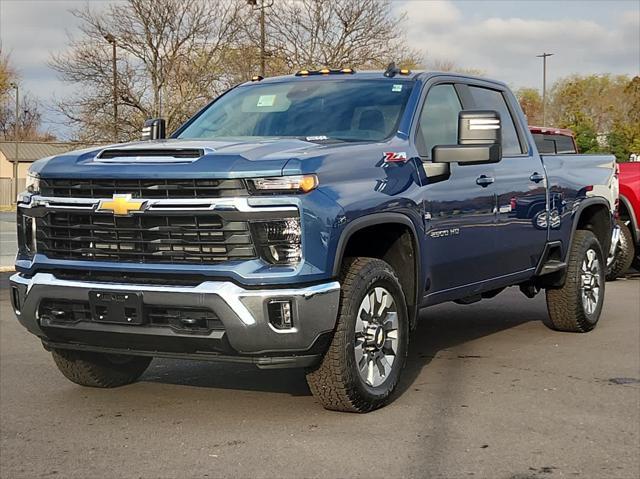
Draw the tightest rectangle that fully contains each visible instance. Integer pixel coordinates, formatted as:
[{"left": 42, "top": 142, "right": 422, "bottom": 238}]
[
  {"left": 395, "top": 296, "right": 543, "bottom": 397},
  {"left": 142, "top": 288, "right": 545, "bottom": 399}
]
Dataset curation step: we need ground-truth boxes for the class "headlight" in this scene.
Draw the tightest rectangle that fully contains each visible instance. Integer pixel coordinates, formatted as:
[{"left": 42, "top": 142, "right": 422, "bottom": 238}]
[
  {"left": 17, "top": 173, "right": 40, "bottom": 203},
  {"left": 25, "top": 173, "right": 40, "bottom": 194},
  {"left": 249, "top": 175, "right": 318, "bottom": 194},
  {"left": 251, "top": 219, "right": 302, "bottom": 265}
]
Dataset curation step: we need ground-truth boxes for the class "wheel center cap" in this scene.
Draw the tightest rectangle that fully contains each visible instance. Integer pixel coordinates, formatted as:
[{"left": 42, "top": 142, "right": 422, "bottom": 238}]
[{"left": 366, "top": 325, "right": 386, "bottom": 350}]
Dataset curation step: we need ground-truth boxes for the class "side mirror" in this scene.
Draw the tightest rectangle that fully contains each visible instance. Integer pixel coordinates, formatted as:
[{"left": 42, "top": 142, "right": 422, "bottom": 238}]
[
  {"left": 141, "top": 118, "right": 166, "bottom": 141},
  {"left": 432, "top": 110, "right": 502, "bottom": 165}
]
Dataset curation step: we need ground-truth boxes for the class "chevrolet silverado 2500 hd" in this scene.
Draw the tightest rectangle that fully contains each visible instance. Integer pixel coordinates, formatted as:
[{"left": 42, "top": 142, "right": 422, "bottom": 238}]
[{"left": 11, "top": 68, "right": 618, "bottom": 412}]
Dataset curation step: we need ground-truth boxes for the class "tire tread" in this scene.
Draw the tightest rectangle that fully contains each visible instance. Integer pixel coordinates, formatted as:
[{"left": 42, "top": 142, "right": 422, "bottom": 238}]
[
  {"left": 306, "top": 257, "right": 406, "bottom": 413},
  {"left": 51, "top": 349, "right": 151, "bottom": 388}
]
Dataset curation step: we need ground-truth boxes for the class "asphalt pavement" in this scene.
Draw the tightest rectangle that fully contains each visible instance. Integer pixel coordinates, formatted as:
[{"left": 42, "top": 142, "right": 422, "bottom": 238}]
[
  {"left": 0, "top": 212, "right": 16, "bottom": 270},
  {"left": 0, "top": 272, "right": 639, "bottom": 479}
]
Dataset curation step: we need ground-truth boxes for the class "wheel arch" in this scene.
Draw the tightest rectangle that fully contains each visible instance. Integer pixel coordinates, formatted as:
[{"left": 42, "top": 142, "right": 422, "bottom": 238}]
[
  {"left": 333, "top": 213, "right": 422, "bottom": 328},
  {"left": 568, "top": 198, "right": 614, "bottom": 261}
]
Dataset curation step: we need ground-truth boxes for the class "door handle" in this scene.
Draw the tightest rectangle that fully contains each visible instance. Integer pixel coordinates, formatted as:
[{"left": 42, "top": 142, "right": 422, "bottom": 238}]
[
  {"left": 530, "top": 172, "right": 545, "bottom": 183},
  {"left": 476, "top": 175, "right": 495, "bottom": 187}
]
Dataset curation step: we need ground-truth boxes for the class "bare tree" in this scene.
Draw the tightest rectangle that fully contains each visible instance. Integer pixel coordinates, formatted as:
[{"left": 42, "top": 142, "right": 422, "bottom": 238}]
[
  {"left": 258, "top": 0, "right": 421, "bottom": 72},
  {"left": 52, "top": 0, "right": 422, "bottom": 141},
  {"left": 0, "top": 47, "right": 54, "bottom": 141},
  {"left": 427, "top": 58, "right": 484, "bottom": 77},
  {"left": 51, "top": 0, "right": 244, "bottom": 142}
]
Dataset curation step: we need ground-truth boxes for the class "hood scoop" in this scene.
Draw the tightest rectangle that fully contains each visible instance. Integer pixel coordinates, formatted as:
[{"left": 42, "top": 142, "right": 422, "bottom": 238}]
[{"left": 96, "top": 148, "right": 206, "bottom": 163}]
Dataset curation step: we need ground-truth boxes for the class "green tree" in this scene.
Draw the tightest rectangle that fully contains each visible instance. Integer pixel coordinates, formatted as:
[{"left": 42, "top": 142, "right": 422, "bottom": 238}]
[{"left": 516, "top": 87, "right": 543, "bottom": 126}]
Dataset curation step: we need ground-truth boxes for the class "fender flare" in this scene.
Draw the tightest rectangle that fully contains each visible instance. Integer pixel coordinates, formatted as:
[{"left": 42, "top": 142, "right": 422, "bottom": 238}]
[
  {"left": 332, "top": 212, "right": 422, "bottom": 328},
  {"left": 332, "top": 212, "right": 420, "bottom": 276},
  {"left": 566, "top": 197, "right": 613, "bottom": 261}
]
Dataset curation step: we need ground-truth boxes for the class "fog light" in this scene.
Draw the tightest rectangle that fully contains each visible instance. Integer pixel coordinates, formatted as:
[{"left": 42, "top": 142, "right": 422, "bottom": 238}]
[{"left": 268, "top": 299, "right": 294, "bottom": 329}]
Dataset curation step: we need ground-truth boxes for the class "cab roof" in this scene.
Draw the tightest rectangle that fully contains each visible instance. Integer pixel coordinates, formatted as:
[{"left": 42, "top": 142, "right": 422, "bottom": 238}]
[{"left": 244, "top": 70, "right": 507, "bottom": 90}]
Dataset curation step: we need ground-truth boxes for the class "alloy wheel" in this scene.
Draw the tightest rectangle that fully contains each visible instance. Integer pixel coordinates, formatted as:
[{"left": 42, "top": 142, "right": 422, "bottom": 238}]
[
  {"left": 354, "top": 287, "right": 399, "bottom": 388},
  {"left": 581, "top": 248, "right": 601, "bottom": 315}
]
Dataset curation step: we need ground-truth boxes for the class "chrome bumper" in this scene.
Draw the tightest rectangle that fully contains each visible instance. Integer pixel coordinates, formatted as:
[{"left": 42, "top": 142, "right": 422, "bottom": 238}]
[{"left": 9, "top": 273, "right": 340, "bottom": 356}]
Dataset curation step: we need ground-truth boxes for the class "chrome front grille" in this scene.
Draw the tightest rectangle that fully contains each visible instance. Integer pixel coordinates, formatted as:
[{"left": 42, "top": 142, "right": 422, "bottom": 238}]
[
  {"left": 35, "top": 211, "right": 256, "bottom": 264},
  {"left": 39, "top": 178, "right": 248, "bottom": 199}
]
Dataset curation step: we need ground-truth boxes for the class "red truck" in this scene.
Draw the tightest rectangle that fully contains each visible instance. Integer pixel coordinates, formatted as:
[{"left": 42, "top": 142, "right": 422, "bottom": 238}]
[
  {"left": 529, "top": 125, "right": 638, "bottom": 279},
  {"left": 529, "top": 126, "right": 579, "bottom": 155},
  {"left": 617, "top": 161, "right": 640, "bottom": 273}
]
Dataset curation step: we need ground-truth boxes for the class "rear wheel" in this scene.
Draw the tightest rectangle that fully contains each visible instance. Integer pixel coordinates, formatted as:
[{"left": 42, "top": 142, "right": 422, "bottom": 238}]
[
  {"left": 545, "top": 230, "right": 605, "bottom": 332},
  {"left": 606, "top": 220, "right": 634, "bottom": 280},
  {"left": 51, "top": 349, "right": 152, "bottom": 388},
  {"left": 306, "top": 257, "right": 409, "bottom": 413}
]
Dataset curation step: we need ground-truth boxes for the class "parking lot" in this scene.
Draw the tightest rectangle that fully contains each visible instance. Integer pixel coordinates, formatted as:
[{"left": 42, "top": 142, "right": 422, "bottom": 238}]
[
  {"left": 0, "top": 212, "right": 17, "bottom": 271},
  {"left": 1, "top": 272, "right": 638, "bottom": 479}
]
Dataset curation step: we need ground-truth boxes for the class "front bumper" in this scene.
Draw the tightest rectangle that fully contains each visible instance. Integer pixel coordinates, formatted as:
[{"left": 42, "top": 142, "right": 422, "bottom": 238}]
[{"left": 9, "top": 273, "right": 340, "bottom": 368}]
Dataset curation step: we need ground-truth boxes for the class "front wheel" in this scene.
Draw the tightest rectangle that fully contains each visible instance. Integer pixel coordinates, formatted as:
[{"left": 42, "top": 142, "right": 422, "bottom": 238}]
[
  {"left": 545, "top": 230, "right": 605, "bottom": 332},
  {"left": 306, "top": 257, "right": 409, "bottom": 413}
]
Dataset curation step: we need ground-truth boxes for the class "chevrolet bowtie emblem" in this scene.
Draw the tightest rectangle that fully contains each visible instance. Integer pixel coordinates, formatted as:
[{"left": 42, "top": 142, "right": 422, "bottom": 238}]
[{"left": 97, "top": 194, "right": 145, "bottom": 216}]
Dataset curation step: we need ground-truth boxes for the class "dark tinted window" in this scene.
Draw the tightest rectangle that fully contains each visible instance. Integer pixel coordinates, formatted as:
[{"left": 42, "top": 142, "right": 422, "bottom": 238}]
[
  {"left": 178, "top": 79, "right": 414, "bottom": 142},
  {"left": 533, "top": 133, "right": 555, "bottom": 154},
  {"left": 533, "top": 133, "right": 577, "bottom": 154},
  {"left": 417, "top": 84, "right": 462, "bottom": 157},
  {"left": 468, "top": 86, "right": 522, "bottom": 155},
  {"left": 554, "top": 135, "right": 577, "bottom": 153}
]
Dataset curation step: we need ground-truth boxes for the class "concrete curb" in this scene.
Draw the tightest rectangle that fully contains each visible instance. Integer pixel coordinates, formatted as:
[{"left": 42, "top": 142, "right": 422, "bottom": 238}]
[{"left": 0, "top": 266, "right": 15, "bottom": 273}]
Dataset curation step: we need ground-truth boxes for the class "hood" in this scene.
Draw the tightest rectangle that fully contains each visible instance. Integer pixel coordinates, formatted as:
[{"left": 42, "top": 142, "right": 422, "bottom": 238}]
[{"left": 29, "top": 138, "right": 369, "bottom": 179}]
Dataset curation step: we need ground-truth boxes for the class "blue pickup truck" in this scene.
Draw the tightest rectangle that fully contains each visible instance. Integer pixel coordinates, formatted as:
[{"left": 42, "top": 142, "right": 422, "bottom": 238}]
[{"left": 10, "top": 67, "right": 618, "bottom": 412}]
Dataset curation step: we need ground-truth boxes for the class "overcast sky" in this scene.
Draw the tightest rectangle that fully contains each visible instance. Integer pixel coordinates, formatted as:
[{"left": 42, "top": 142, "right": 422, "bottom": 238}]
[{"left": 1, "top": 0, "right": 639, "bottom": 139}]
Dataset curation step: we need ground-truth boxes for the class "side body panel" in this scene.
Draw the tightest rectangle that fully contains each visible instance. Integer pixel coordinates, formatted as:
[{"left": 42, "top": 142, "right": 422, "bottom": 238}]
[{"left": 542, "top": 153, "right": 617, "bottom": 258}]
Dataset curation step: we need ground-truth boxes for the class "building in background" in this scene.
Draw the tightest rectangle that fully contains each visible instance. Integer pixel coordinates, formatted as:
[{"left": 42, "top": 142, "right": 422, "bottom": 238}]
[{"left": 0, "top": 141, "right": 99, "bottom": 206}]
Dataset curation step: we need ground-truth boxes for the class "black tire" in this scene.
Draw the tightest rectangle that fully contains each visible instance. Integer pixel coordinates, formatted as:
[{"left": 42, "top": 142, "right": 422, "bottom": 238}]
[
  {"left": 51, "top": 349, "right": 152, "bottom": 388},
  {"left": 306, "top": 257, "right": 409, "bottom": 413},
  {"left": 606, "top": 220, "right": 634, "bottom": 280},
  {"left": 545, "top": 230, "right": 605, "bottom": 332}
]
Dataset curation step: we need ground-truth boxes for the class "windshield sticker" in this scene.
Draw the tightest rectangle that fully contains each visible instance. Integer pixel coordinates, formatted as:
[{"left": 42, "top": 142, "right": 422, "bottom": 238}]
[
  {"left": 392, "top": 84, "right": 403, "bottom": 92},
  {"left": 256, "top": 94, "right": 276, "bottom": 107},
  {"left": 306, "top": 135, "right": 328, "bottom": 141}
]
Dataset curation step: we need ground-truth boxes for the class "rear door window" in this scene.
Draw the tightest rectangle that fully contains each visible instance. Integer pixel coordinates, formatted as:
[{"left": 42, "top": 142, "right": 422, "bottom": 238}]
[{"left": 468, "top": 86, "right": 523, "bottom": 156}]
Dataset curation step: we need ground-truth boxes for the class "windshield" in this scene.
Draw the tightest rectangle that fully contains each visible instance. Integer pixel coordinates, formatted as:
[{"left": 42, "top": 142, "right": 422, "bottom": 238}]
[{"left": 177, "top": 79, "right": 414, "bottom": 142}]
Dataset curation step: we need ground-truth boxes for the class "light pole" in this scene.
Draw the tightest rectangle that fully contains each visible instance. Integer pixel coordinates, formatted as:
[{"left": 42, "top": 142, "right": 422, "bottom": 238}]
[
  {"left": 9, "top": 82, "right": 19, "bottom": 203},
  {"left": 537, "top": 52, "right": 553, "bottom": 125},
  {"left": 247, "top": 0, "right": 272, "bottom": 77},
  {"left": 104, "top": 33, "right": 118, "bottom": 142}
]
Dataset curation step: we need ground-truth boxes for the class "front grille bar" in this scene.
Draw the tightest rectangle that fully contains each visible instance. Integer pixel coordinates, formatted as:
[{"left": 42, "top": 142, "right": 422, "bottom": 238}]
[{"left": 21, "top": 196, "right": 298, "bottom": 213}]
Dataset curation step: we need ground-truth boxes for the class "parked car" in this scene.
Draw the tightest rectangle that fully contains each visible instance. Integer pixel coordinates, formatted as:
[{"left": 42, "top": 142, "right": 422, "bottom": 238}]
[
  {"left": 529, "top": 126, "right": 578, "bottom": 154},
  {"left": 614, "top": 161, "right": 640, "bottom": 275},
  {"left": 11, "top": 68, "right": 617, "bottom": 412}
]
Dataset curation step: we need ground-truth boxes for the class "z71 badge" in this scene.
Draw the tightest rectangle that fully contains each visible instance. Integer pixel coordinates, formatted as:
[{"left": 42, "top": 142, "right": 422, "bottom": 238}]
[{"left": 382, "top": 151, "right": 408, "bottom": 163}]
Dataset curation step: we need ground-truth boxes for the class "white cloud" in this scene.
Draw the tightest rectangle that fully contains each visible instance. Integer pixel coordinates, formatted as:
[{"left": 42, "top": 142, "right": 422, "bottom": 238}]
[
  {"left": 1, "top": 0, "right": 638, "bottom": 138},
  {"left": 398, "top": 0, "right": 640, "bottom": 89},
  {"left": 0, "top": 0, "right": 115, "bottom": 137}
]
